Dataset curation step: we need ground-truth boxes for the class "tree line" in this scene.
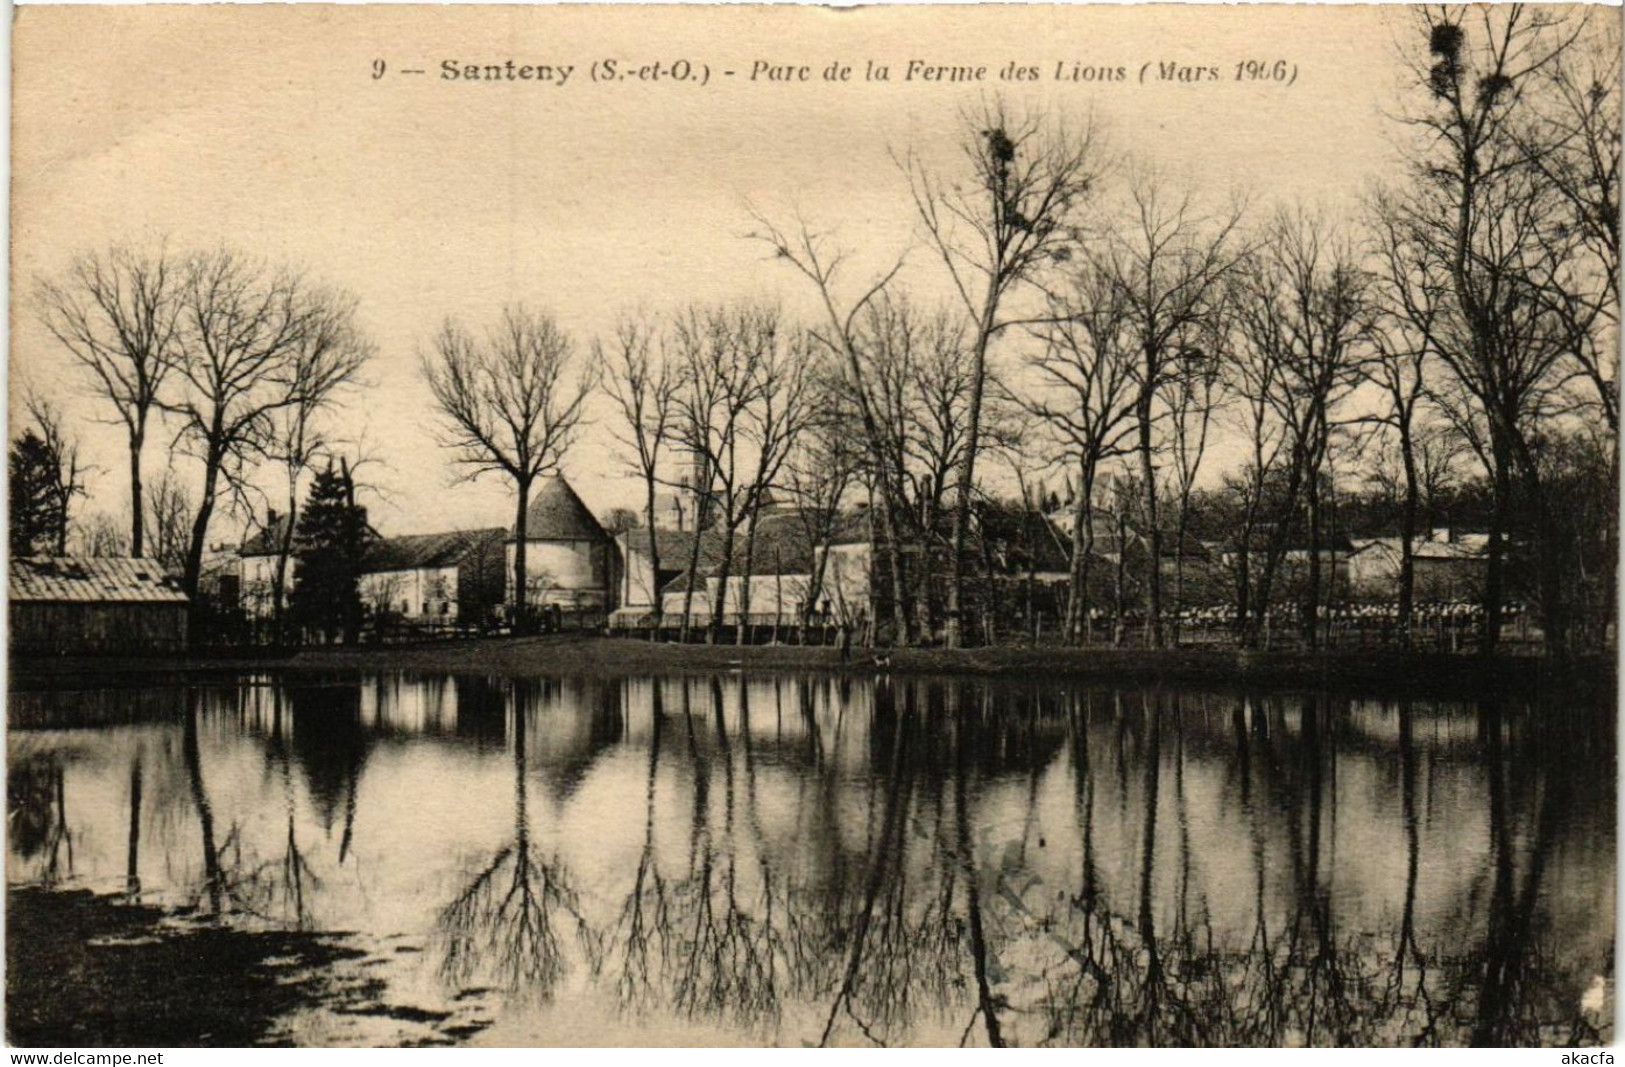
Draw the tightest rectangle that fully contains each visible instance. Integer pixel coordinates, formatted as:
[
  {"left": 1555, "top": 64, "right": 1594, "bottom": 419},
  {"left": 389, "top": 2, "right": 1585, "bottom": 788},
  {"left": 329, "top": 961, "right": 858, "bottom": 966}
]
[{"left": 18, "top": 7, "right": 1617, "bottom": 656}]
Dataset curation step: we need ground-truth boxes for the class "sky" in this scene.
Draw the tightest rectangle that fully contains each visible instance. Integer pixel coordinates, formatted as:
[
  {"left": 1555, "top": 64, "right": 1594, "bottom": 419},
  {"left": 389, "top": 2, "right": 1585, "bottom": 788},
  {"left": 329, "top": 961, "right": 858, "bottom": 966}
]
[{"left": 10, "top": 3, "right": 1434, "bottom": 542}]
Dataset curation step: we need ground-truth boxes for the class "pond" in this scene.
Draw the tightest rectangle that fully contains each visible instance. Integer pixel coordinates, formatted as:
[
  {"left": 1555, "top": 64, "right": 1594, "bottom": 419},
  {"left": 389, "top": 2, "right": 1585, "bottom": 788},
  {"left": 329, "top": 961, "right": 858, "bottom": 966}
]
[{"left": 5, "top": 671, "right": 1615, "bottom": 1047}]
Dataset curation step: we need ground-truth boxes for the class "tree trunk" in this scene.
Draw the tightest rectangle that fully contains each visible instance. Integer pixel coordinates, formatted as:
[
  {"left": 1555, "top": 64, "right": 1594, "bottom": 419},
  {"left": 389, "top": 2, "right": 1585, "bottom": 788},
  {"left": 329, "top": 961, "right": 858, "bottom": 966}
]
[
  {"left": 1305, "top": 469, "right": 1322, "bottom": 651},
  {"left": 877, "top": 493, "right": 913, "bottom": 647},
  {"left": 273, "top": 481, "right": 298, "bottom": 644},
  {"left": 945, "top": 292, "right": 998, "bottom": 650},
  {"left": 679, "top": 513, "right": 705, "bottom": 644},
  {"left": 1172, "top": 504, "right": 1192, "bottom": 648},
  {"left": 1113, "top": 500, "right": 1129, "bottom": 647},
  {"left": 1481, "top": 442, "right": 1509, "bottom": 656},
  {"left": 643, "top": 476, "right": 663, "bottom": 641},
  {"left": 129, "top": 421, "right": 146, "bottom": 560},
  {"left": 708, "top": 524, "right": 736, "bottom": 644},
  {"left": 183, "top": 447, "right": 224, "bottom": 624},
  {"left": 1136, "top": 413, "right": 1165, "bottom": 650},
  {"left": 736, "top": 513, "right": 760, "bottom": 647},
  {"left": 1063, "top": 475, "right": 1092, "bottom": 645},
  {"left": 1511, "top": 435, "right": 1566, "bottom": 660},
  {"left": 512, "top": 479, "right": 532, "bottom": 635},
  {"left": 912, "top": 500, "right": 936, "bottom": 645},
  {"left": 1398, "top": 419, "right": 1419, "bottom": 649}
]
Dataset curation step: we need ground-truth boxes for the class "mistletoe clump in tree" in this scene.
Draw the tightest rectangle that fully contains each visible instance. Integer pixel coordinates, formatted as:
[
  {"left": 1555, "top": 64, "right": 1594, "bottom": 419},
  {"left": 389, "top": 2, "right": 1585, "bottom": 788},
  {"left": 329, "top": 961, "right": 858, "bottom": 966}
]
[{"left": 289, "top": 461, "right": 370, "bottom": 644}]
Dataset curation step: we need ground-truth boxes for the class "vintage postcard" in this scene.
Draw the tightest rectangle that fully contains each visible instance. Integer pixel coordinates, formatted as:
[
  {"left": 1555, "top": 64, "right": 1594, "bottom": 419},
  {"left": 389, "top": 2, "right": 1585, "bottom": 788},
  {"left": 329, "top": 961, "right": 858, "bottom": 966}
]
[{"left": 6, "top": 2, "right": 1618, "bottom": 1051}]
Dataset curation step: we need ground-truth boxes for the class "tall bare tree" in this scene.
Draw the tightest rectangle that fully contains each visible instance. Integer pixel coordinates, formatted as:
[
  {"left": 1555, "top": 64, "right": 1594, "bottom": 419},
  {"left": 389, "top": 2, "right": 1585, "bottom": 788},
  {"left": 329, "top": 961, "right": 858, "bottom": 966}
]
[
  {"left": 422, "top": 305, "right": 593, "bottom": 634},
  {"left": 21, "top": 393, "right": 88, "bottom": 557},
  {"left": 1096, "top": 172, "right": 1246, "bottom": 647},
  {"left": 36, "top": 243, "right": 181, "bottom": 558},
  {"left": 749, "top": 216, "right": 917, "bottom": 645},
  {"left": 1229, "top": 210, "right": 1373, "bottom": 648},
  {"left": 1021, "top": 261, "right": 1140, "bottom": 644},
  {"left": 785, "top": 381, "right": 860, "bottom": 644},
  {"left": 1388, "top": 4, "right": 1589, "bottom": 655},
  {"left": 1515, "top": 14, "right": 1621, "bottom": 431},
  {"left": 903, "top": 100, "right": 1106, "bottom": 647},
  {"left": 169, "top": 249, "right": 365, "bottom": 612},
  {"left": 601, "top": 312, "right": 679, "bottom": 639},
  {"left": 732, "top": 328, "right": 815, "bottom": 646},
  {"left": 264, "top": 294, "right": 373, "bottom": 637},
  {"left": 143, "top": 465, "right": 193, "bottom": 577},
  {"left": 1367, "top": 191, "right": 1447, "bottom": 646},
  {"left": 668, "top": 304, "right": 808, "bottom": 644}
]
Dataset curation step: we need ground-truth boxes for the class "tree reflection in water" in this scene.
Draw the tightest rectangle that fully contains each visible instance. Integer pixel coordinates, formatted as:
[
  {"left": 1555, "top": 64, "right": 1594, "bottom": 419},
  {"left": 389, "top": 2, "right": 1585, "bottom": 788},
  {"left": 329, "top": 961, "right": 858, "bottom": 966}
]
[
  {"left": 437, "top": 679, "right": 593, "bottom": 1001},
  {"left": 7, "top": 673, "right": 1611, "bottom": 1047},
  {"left": 8, "top": 752, "right": 73, "bottom": 885}
]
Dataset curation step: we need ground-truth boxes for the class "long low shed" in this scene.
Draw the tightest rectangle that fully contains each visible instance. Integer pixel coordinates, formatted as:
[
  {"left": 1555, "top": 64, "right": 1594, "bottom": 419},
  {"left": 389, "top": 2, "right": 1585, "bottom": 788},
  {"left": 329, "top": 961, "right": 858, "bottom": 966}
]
[{"left": 10, "top": 556, "right": 190, "bottom": 655}]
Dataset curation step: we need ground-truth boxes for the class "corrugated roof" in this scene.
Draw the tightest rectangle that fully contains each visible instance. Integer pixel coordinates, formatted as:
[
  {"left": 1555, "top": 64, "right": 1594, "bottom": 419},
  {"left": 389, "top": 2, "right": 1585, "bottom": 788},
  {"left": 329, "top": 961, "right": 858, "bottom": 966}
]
[
  {"left": 10, "top": 556, "right": 189, "bottom": 605},
  {"left": 364, "top": 528, "right": 506, "bottom": 573},
  {"left": 514, "top": 477, "right": 609, "bottom": 542}
]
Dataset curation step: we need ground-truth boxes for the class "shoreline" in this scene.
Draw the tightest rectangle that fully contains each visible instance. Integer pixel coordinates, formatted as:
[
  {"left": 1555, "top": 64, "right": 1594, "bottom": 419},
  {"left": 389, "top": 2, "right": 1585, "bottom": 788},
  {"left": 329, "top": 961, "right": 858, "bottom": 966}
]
[{"left": 7, "top": 634, "right": 1614, "bottom": 702}]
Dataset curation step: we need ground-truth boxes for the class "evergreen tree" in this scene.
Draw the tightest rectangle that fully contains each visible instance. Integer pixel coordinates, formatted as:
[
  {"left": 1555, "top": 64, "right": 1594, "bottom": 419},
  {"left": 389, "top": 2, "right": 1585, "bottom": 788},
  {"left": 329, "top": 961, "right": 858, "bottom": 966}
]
[
  {"left": 9, "top": 431, "right": 64, "bottom": 557},
  {"left": 289, "top": 462, "right": 369, "bottom": 644}
]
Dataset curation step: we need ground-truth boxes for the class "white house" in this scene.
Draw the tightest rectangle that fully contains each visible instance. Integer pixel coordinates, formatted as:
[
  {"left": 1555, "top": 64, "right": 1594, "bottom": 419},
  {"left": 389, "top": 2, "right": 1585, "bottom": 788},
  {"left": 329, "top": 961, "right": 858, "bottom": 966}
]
[{"left": 360, "top": 528, "right": 507, "bottom": 625}]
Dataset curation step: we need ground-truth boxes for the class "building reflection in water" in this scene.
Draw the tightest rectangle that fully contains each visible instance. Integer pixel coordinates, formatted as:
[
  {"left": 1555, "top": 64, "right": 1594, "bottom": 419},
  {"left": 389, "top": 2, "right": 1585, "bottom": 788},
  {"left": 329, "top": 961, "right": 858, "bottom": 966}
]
[{"left": 5, "top": 671, "right": 1614, "bottom": 1047}]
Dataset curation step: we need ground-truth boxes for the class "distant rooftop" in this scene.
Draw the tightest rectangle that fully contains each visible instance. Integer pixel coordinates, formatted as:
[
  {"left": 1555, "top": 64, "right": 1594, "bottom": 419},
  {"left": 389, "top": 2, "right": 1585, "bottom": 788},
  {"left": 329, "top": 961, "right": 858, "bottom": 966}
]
[
  {"left": 514, "top": 477, "right": 610, "bottom": 542},
  {"left": 10, "top": 556, "right": 189, "bottom": 605}
]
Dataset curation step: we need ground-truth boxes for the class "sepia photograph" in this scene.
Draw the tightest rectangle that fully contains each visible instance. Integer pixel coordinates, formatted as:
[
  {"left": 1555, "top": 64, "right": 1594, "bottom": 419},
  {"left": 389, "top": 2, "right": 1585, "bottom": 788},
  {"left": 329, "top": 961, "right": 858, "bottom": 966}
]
[{"left": 5, "top": 1, "right": 1619, "bottom": 1050}]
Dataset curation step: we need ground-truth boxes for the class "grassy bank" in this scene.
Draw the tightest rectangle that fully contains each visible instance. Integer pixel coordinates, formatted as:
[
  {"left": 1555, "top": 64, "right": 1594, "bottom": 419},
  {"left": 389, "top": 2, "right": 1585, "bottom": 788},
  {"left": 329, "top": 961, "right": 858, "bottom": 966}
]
[{"left": 8, "top": 634, "right": 1613, "bottom": 702}]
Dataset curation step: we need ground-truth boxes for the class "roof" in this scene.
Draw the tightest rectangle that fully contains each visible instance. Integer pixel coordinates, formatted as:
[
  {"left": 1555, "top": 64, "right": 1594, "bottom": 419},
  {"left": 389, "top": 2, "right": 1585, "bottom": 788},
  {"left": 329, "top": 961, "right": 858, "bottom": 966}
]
[
  {"left": 10, "top": 556, "right": 189, "bottom": 605},
  {"left": 364, "top": 528, "right": 506, "bottom": 574},
  {"left": 514, "top": 477, "right": 609, "bottom": 542},
  {"left": 621, "top": 513, "right": 821, "bottom": 581},
  {"left": 240, "top": 515, "right": 293, "bottom": 557},
  {"left": 1348, "top": 536, "right": 1486, "bottom": 561}
]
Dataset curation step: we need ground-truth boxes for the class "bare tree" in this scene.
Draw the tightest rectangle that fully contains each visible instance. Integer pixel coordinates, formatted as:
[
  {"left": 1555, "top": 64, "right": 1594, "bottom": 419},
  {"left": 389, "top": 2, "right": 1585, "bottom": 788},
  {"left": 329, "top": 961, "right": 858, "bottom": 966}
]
[
  {"left": 21, "top": 392, "right": 88, "bottom": 557},
  {"left": 143, "top": 465, "right": 193, "bottom": 576},
  {"left": 1515, "top": 14, "right": 1620, "bottom": 430},
  {"left": 75, "top": 510, "right": 130, "bottom": 558},
  {"left": 1095, "top": 171, "right": 1246, "bottom": 647},
  {"left": 1164, "top": 332, "right": 1225, "bottom": 644},
  {"left": 732, "top": 328, "right": 815, "bottom": 645},
  {"left": 903, "top": 99, "right": 1106, "bottom": 647},
  {"left": 748, "top": 215, "right": 917, "bottom": 645},
  {"left": 263, "top": 293, "right": 372, "bottom": 638},
  {"left": 168, "top": 249, "right": 363, "bottom": 611},
  {"left": 668, "top": 304, "right": 809, "bottom": 644},
  {"left": 786, "top": 382, "right": 859, "bottom": 644},
  {"left": 1020, "top": 261, "right": 1139, "bottom": 644},
  {"left": 600, "top": 311, "right": 679, "bottom": 638},
  {"left": 1229, "top": 210, "right": 1373, "bottom": 648},
  {"left": 849, "top": 295, "right": 981, "bottom": 642},
  {"left": 1366, "top": 191, "right": 1449, "bottom": 645},
  {"left": 36, "top": 243, "right": 181, "bottom": 559},
  {"left": 1388, "top": 4, "right": 1589, "bottom": 655},
  {"left": 421, "top": 305, "right": 594, "bottom": 634},
  {"left": 260, "top": 290, "right": 372, "bottom": 636}
]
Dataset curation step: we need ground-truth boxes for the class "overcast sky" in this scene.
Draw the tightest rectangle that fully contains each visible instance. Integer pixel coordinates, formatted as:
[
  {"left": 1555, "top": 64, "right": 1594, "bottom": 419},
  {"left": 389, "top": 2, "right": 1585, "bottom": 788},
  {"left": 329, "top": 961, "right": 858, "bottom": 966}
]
[{"left": 12, "top": 4, "right": 1425, "bottom": 541}]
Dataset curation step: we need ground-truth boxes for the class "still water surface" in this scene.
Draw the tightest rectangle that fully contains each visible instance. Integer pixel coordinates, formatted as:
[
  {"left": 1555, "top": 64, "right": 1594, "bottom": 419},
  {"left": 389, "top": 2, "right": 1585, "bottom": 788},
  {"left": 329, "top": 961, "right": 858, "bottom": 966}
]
[{"left": 7, "top": 671, "right": 1615, "bottom": 1047}]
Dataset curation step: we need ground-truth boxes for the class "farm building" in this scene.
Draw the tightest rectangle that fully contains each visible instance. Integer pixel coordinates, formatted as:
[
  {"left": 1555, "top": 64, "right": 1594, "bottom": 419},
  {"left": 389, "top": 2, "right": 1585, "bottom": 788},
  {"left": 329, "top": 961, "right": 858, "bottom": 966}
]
[
  {"left": 611, "top": 513, "right": 830, "bottom": 632},
  {"left": 361, "top": 527, "right": 508, "bottom": 628},
  {"left": 1348, "top": 532, "right": 1488, "bottom": 601},
  {"left": 507, "top": 476, "right": 615, "bottom": 611},
  {"left": 10, "top": 556, "right": 189, "bottom": 655}
]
